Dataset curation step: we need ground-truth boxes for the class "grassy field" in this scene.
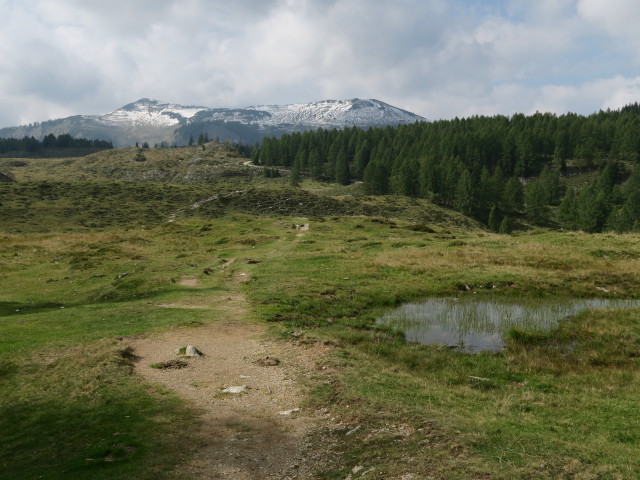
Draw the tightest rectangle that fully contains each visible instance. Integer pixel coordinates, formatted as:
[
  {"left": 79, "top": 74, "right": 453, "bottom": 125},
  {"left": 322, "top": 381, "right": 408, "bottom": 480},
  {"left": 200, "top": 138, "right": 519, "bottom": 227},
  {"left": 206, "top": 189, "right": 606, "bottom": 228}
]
[{"left": 1, "top": 146, "right": 639, "bottom": 479}]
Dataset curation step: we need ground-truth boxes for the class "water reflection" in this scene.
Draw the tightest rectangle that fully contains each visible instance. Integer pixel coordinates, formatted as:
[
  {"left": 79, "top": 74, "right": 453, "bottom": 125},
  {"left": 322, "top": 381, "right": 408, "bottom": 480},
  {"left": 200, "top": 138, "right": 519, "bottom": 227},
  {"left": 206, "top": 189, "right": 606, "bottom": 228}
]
[{"left": 377, "top": 298, "right": 640, "bottom": 353}]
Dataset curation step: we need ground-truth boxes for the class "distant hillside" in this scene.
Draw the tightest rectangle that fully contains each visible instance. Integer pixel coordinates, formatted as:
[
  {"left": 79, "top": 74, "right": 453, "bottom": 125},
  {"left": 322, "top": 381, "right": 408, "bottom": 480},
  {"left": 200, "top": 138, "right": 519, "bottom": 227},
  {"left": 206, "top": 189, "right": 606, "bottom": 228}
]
[
  {"left": 257, "top": 104, "right": 640, "bottom": 233},
  {"left": 0, "top": 134, "right": 112, "bottom": 158},
  {"left": 0, "top": 98, "right": 425, "bottom": 148}
]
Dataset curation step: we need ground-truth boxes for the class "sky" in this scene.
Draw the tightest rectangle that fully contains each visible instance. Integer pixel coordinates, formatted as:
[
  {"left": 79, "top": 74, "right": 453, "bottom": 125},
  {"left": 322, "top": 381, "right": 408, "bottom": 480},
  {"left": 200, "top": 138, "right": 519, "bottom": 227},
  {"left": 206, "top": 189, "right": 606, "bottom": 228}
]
[{"left": 1, "top": 0, "right": 640, "bottom": 127}]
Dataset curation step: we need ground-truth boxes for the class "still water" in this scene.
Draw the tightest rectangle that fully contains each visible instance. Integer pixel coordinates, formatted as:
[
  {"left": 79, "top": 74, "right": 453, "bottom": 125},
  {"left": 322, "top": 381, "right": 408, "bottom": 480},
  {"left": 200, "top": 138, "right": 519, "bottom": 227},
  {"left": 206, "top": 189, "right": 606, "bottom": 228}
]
[{"left": 377, "top": 297, "right": 640, "bottom": 353}]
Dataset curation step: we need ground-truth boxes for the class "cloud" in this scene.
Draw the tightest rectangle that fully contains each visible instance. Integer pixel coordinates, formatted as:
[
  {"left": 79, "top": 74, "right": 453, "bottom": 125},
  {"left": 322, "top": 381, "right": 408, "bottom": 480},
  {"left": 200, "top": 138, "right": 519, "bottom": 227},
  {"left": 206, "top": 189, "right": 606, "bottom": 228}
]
[
  {"left": 0, "top": 0, "right": 638, "bottom": 127},
  {"left": 577, "top": 0, "right": 640, "bottom": 40}
]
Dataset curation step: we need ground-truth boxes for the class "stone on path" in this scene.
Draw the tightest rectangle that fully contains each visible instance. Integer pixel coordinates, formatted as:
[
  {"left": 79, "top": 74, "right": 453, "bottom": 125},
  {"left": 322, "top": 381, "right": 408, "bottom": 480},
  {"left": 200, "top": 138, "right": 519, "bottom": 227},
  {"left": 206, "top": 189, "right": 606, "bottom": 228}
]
[
  {"left": 222, "top": 385, "right": 248, "bottom": 394},
  {"left": 278, "top": 408, "right": 301, "bottom": 416},
  {"left": 184, "top": 345, "right": 202, "bottom": 357}
]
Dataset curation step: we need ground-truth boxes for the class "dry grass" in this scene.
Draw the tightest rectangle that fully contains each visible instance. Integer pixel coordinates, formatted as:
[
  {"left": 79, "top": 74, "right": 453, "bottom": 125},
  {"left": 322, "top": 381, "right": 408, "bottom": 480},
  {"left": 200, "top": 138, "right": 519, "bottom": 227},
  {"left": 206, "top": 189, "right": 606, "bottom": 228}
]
[{"left": 372, "top": 230, "right": 640, "bottom": 297}]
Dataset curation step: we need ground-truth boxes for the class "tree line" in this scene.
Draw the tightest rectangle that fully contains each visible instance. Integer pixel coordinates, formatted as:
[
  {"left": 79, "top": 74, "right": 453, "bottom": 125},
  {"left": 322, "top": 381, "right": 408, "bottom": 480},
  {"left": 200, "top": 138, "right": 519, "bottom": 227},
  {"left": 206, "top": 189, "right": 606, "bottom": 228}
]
[
  {"left": 0, "top": 134, "right": 113, "bottom": 154},
  {"left": 251, "top": 104, "right": 640, "bottom": 233}
]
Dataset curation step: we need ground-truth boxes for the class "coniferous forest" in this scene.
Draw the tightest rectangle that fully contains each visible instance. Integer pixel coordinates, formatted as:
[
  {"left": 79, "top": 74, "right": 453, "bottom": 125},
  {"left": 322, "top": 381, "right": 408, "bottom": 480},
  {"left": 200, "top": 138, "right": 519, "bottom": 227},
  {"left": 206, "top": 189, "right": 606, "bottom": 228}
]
[
  {"left": 0, "top": 133, "right": 113, "bottom": 155},
  {"left": 253, "top": 104, "right": 640, "bottom": 233}
]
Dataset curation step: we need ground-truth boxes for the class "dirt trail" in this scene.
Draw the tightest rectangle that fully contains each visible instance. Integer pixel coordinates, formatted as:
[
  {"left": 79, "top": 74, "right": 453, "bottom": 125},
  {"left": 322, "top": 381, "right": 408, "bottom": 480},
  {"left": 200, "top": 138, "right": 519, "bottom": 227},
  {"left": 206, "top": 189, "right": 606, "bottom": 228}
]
[{"left": 131, "top": 284, "right": 327, "bottom": 478}]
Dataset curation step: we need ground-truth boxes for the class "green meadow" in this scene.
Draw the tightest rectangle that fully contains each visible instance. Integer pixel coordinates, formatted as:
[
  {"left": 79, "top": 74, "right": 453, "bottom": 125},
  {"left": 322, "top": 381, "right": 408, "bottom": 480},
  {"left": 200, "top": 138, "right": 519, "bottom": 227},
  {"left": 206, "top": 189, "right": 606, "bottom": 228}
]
[{"left": 1, "top": 145, "right": 639, "bottom": 479}]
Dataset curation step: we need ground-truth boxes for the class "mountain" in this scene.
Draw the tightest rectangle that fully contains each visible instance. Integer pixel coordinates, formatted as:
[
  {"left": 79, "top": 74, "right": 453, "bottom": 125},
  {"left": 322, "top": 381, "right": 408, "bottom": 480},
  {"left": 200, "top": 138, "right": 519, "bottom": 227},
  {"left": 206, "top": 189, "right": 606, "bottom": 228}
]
[{"left": 0, "top": 98, "right": 425, "bottom": 147}]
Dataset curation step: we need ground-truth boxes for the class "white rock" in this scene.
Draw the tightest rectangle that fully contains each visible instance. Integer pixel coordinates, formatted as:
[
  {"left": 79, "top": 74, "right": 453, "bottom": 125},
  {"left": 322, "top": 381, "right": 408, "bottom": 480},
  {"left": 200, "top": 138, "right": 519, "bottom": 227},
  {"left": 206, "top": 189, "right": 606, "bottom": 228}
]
[
  {"left": 184, "top": 345, "right": 201, "bottom": 357},
  {"left": 345, "top": 425, "right": 361, "bottom": 436},
  {"left": 222, "top": 385, "right": 248, "bottom": 394},
  {"left": 278, "top": 408, "right": 301, "bottom": 416}
]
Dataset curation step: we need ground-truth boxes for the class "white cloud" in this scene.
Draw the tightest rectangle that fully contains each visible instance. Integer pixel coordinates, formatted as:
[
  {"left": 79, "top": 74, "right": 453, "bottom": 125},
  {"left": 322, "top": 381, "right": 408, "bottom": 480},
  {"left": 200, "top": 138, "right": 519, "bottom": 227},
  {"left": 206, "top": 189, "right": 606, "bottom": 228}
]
[
  {"left": 577, "top": 0, "right": 640, "bottom": 39},
  {"left": 0, "top": 0, "right": 639, "bottom": 127}
]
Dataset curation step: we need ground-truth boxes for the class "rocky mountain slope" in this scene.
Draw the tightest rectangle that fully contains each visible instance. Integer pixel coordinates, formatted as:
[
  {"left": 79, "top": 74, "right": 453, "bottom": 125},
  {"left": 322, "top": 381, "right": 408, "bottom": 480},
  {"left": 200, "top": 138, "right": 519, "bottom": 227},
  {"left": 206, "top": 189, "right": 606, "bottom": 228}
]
[{"left": 0, "top": 98, "right": 425, "bottom": 147}]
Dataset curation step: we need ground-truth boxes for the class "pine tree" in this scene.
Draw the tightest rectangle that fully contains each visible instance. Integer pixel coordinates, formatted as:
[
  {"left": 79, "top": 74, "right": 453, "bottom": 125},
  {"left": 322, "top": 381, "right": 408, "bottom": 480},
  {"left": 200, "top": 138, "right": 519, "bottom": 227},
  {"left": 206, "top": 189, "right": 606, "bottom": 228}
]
[
  {"left": 608, "top": 190, "right": 640, "bottom": 232},
  {"left": 538, "top": 165, "right": 563, "bottom": 205},
  {"left": 353, "top": 140, "right": 371, "bottom": 179},
  {"left": 251, "top": 145, "right": 260, "bottom": 165},
  {"left": 441, "top": 156, "right": 464, "bottom": 206},
  {"left": 557, "top": 188, "right": 577, "bottom": 230},
  {"left": 188, "top": 135, "right": 194, "bottom": 146},
  {"left": 488, "top": 207, "right": 500, "bottom": 231},
  {"left": 623, "top": 164, "right": 640, "bottom": 198},
  {"left": 363, "top": 159, "right": 389, "bottom": 195},
  {"left": 515, "top": 132, "right": 534, "bottom": 176},
  {"left": 524, "top": 180, "right": 549, "bottom": 224},
  {"left": 134, "top": 150, "right": 146, "bottom": 162},
  {"left": 454, "top": 169, "right": 477, "bottom": 217},
  {"left": 498, "top": 216, "right": 512, "bottom": 234},
  {"left": 391, "top": 158, "right": 418, "bottom": 196},
  {"left": 575, "top": 186, "right": 608, "bottom": 232},
  {"left": 335, "top": 150, "right": 350, "bottom": 185},
  {"left": 42, "top": 133, "right": 56, "bottom": 148},
  {"left": 289, "top": 157, "right": 301, "bottom": 187},
  {"left": 308, "top": 149, "right": 323, "bottom": 179},
  {"left": 502, "top": 177, "right": 524, "bottom": 214},
  {"left": 260, "top": 138, "right": 276, "bottom": 166},
  {"left": 477, "top": 166, "right": 494, "bottom": 215},
  {"left": 326, "top": 141, "right": 341, "bottom": 180},
  {"left": 491, "top": 166, "right": 505, "bottom": 204}
]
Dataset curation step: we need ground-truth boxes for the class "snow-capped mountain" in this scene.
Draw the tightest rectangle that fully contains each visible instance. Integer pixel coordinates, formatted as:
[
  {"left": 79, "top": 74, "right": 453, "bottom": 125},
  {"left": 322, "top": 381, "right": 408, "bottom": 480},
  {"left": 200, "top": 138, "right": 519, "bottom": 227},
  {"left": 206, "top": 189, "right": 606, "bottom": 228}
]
[{"left": 0, "top": 98, "right": 425, "bottom": 147}]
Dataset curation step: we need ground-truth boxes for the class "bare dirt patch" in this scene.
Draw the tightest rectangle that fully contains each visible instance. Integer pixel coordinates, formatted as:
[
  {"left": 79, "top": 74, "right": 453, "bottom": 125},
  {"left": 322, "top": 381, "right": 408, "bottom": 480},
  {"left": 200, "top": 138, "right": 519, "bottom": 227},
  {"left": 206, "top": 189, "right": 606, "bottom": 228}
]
[
  {"left": 130, "top": 313, "right": 328, "bottom": 478},
  {"left": 179, "top": 275, "right": 200, "bottom": 287},
  {"left": 295, "top": 223, "right": 310, "bottom": 237},
  {"left": 235, "top": 271, "right": 251, "bottom": 282},
  {"left": 220, "top": 258, "right": 236, "bottom": 269}
]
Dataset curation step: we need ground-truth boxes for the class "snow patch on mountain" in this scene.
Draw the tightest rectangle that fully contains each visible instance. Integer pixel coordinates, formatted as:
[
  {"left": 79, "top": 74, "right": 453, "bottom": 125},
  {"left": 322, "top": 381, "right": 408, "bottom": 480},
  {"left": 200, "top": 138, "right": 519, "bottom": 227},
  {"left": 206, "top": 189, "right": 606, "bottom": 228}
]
[
  {"left": 99, "top": 98, "right": 208, "bottom": 127},
  {"left": 98, "top": 98, "right": 424, "bottom": 129},
  {"left": 250, "top": 99, "right": 422, "bottom": 127}
]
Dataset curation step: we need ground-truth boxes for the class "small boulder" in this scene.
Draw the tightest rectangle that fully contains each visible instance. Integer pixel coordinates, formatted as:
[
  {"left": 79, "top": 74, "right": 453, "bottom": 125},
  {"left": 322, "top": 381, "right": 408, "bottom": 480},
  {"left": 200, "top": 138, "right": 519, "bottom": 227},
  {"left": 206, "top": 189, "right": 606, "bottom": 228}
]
[
  {"left": 278, "top": 408, "right": 301, "bottom": 416},
  {"left": 184, "top": 345, "right": 202, "bottom": 357},
  {"left": 0, "top": 172, "right": 15, "bottom": 183},
  {"left": 222, "top": 385, "right": 248, "bottom": 394}
]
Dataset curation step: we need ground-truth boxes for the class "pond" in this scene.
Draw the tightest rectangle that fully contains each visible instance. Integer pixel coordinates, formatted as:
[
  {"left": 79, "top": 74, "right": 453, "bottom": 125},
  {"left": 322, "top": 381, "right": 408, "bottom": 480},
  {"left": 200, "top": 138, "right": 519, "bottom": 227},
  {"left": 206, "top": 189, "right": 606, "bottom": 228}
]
[{"left": 377, "top": 297, "right": 640, "bottom": 353}]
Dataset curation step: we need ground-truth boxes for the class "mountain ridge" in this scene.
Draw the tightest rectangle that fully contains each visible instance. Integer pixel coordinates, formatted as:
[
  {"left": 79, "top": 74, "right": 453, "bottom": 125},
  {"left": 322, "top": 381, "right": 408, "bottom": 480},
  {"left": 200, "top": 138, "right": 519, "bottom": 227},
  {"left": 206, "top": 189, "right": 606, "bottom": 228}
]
[{"left": 0, "top": 98, "right": 425, "bottom": 147}]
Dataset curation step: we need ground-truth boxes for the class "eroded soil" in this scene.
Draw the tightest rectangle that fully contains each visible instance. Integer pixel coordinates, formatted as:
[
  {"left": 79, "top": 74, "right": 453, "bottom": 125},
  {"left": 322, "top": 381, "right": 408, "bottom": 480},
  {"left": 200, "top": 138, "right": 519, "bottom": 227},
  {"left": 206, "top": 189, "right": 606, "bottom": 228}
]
[{"left": 131, "top": 290, "right": 329, "bottom": 479}]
